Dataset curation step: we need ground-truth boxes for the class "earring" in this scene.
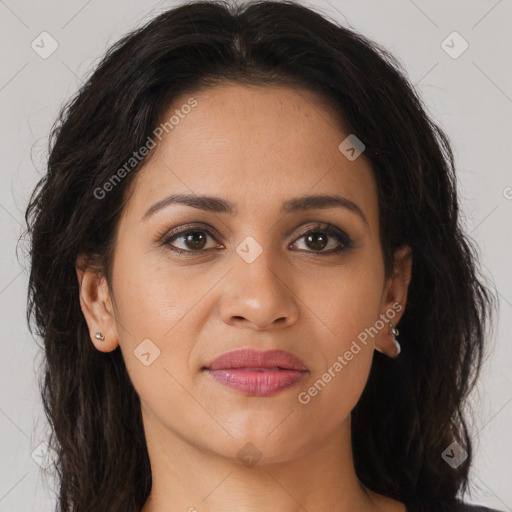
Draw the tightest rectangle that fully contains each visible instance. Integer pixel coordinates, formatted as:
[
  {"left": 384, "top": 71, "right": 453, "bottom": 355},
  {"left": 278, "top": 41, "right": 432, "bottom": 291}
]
[
  {"left": 389, "top": 322, "right": 401, "bottom": 355},
  {"left": 94, "top": 332, "right": 105, "bottom": 341}
]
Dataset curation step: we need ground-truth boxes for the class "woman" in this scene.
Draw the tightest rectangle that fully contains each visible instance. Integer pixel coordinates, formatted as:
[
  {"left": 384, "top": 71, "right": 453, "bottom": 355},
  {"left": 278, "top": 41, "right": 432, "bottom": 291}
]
[{"left": 24, "top": 1, "right": 502, "bottom": 511}]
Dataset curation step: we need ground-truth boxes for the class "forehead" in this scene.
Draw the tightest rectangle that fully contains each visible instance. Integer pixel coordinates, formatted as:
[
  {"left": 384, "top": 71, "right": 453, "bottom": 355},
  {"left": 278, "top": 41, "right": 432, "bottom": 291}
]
[{"left": 122, "top": 83, "right": 378, "bottom": 226}]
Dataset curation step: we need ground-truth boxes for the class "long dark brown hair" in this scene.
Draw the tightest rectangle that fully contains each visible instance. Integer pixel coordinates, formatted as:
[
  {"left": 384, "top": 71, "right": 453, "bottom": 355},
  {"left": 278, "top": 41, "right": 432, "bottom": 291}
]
[{"left": 23, "top": 1, "right": 495, "bottom": 510}]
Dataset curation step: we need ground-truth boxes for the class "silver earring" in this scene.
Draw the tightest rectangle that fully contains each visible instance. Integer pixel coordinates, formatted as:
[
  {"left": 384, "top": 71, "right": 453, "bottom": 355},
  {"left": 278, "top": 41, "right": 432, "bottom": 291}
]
[
  {"left": 389, "top": 322, "right": 401, "bottom": 355},
  {"left": 95, "top": 332, "right": 105, "bottom": 341}
]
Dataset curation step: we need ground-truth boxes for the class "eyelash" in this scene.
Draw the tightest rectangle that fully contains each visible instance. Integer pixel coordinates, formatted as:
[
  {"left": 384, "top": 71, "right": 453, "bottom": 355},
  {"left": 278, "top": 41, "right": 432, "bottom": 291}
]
[{"left": 160, "top": 223, "right": 353, "bottom": 256}]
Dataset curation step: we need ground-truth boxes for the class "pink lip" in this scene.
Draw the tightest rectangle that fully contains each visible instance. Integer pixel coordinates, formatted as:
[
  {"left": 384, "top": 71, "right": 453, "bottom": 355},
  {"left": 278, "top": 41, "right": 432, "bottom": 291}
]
[{"left": 203, "top": 348, "right": 309, "bottom": 397}]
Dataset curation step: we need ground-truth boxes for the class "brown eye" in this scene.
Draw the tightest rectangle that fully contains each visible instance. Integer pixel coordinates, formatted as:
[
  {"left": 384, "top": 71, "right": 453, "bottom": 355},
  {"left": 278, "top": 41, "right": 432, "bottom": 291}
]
[
  {"left": 179, "top": 231, "right": 207, "bottom": 250},
  {"left": 304, "top": 232, "right": 328, "bottom": 251},
  {"left": 290, "top": 224, "right": 352, "bottom": 254},
  {"left": 161, "top": 222, "right": 352, "bottom": 256},
  {"left": 162, "top": 226, "right": 222, "bottom": 254}
]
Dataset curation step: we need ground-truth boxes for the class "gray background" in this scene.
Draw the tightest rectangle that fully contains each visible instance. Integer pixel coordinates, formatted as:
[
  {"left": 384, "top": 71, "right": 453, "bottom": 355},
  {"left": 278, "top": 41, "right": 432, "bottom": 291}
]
[{"left": 0, "top": 0, "right": 511, "bottom": 510}]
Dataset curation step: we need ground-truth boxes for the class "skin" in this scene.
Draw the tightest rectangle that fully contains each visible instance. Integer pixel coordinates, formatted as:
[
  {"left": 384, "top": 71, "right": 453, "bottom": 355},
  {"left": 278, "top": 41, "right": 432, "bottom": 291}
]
[{"left": 76, "top": 83, "right": 412, "bottom": 512}]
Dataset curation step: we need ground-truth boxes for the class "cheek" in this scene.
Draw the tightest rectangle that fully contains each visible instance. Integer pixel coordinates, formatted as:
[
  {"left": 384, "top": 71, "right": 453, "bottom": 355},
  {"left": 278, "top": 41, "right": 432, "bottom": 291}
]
[
  {"left": 110, "top": 245, "right": 204, "bottom": 392},
  {"left": 297, "top": 254, "right": 383, "bottom": 403},
  {"left": 299, "top": 255, "right": 384, "bottom": 344},
  {"left": 293, "top": 328, "right": 374, "bottom": 444},
  {"left": 296, "top": 288, "right": 378, "bottom": 429},
  {"left": 111, "top": 241, "right": 202, "bottom": 339}
]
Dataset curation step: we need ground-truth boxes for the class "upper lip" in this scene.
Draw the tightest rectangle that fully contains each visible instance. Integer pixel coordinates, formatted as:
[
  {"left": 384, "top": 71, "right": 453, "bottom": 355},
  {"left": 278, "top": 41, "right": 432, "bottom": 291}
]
[{"left": 204, "top": 348, "right": 309, "bottom": 371}]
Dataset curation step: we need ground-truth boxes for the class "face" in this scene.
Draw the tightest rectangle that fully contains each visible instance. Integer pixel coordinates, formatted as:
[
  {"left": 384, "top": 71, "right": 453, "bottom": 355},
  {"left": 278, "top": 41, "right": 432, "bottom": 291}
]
[{"left": 79, "top": 83, "right": 411, "bottom": 464}]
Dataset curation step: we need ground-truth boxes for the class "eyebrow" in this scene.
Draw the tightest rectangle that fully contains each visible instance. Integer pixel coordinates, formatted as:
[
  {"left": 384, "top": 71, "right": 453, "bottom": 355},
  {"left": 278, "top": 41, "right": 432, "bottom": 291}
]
[{"left": 142, "top": 193, "right": 368, "bottom": 225}]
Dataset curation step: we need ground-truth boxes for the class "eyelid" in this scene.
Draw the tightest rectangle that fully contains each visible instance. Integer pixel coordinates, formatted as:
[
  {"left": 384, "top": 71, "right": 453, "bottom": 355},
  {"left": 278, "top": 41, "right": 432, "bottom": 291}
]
[
  {"left": 161, "top": 223, "right": 222, "bottom": 242},
  {"left": 290, "top": 222, "right": 352, "bottom": 251},
  {"left": 292, "top": 222, "right": 343, "bottom": 241}
]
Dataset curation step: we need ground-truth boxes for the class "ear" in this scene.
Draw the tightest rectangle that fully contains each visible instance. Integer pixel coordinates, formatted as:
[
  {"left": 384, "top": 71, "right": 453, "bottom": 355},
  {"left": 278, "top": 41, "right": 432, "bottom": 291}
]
[
  {"left": 76, "top": 252, "right": 119, "bottom": 352},
  {"left": 375, "top": 245, "right": 413, "bottom": 357}
]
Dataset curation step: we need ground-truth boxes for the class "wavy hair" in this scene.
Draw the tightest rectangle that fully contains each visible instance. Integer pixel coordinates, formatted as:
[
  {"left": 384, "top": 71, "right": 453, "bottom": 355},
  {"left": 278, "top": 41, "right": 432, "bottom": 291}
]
[{"left": 23, "top": 1, "right": 495, "bottom": 510}]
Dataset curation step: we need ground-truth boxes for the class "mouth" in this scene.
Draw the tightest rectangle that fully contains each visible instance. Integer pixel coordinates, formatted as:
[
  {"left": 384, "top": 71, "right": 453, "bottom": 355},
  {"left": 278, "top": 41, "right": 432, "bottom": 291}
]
[{"left": 202, "top": 348, "right": 309, "bottom": 397}]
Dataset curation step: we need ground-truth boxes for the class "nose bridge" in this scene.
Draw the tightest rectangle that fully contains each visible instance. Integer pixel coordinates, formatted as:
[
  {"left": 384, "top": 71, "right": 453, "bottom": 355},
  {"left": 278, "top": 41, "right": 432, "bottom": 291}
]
[{"left": 220, "top": 238, "right": 299, "bottom": 329}]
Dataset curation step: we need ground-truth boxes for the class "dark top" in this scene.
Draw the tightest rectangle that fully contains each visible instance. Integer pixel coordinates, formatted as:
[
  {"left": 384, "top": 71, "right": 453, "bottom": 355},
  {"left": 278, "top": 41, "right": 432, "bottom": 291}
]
[
  {"left": 453, "top": 504, "right": 505, "bottom": 512},
  {"left": 451, "top": 505, "right": 504, "bottom": 512},
  {"left": 406, "top": 501, "right": 505, "bottom": 511}
]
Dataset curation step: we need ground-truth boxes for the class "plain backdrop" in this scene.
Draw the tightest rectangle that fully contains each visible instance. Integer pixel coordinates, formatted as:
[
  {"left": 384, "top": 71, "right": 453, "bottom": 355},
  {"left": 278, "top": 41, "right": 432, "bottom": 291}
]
[{"left": 0, "top": 0, "right": 511, "bottom": 510}]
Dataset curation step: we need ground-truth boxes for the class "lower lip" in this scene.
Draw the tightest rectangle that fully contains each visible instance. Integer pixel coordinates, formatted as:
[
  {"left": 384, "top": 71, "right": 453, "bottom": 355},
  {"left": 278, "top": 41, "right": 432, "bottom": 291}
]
[{"left": 205, "top": 368, "right": 308, "bottom": 397}]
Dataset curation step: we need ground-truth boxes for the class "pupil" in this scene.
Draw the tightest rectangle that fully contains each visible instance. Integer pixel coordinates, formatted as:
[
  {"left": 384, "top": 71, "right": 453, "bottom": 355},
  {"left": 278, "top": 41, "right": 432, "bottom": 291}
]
[
  {"left": 307, "top": 232, "right": 327, "bottom": 250},
  {"left": 186, "top": 231, "right": 206, "bottom": 250}
]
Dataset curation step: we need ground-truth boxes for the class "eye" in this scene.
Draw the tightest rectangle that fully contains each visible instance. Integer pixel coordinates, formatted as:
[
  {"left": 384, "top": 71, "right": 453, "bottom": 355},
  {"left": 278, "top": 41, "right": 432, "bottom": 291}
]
[
  {"left": 290, "top": 223, "right": 352, "bottom": 254},
  {"left": 162, "top": 225, "right": 223, "bottom": 254},
  {"left": 161, "top": 222, "right": 352, "bottom": 256}
]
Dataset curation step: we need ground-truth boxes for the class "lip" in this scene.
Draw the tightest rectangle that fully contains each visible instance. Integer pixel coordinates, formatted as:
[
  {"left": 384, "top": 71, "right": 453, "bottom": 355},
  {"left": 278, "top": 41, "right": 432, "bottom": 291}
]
[{"left": 203, "top": 348, "right": 309, "bottom": 397}]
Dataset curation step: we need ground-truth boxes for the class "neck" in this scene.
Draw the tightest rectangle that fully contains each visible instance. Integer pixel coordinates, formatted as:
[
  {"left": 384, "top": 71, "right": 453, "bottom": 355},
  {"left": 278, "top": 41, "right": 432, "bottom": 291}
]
[{"left": 140, "top": 408, "right": 393, "bottom": 512}]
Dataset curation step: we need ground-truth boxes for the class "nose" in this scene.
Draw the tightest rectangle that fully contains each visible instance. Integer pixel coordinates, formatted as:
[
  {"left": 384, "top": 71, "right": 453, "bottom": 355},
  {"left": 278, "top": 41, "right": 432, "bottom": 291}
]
[{"left": 219, "top": 254, "right": 300, "bottom": 331}]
